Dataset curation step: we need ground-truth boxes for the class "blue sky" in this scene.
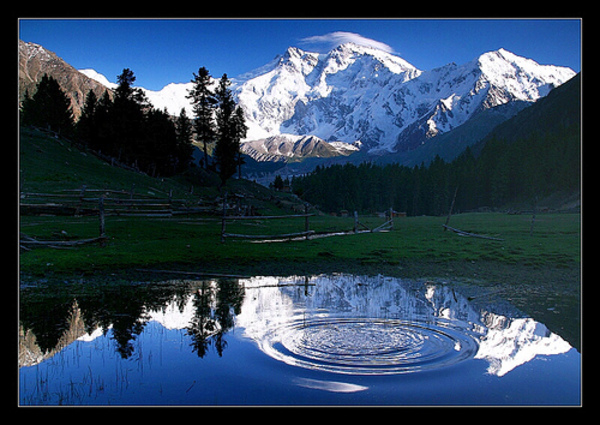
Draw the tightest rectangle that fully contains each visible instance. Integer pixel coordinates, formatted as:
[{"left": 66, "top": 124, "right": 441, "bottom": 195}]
[{"left": 19, "top": 19, "right": 581, "bottom": 91}]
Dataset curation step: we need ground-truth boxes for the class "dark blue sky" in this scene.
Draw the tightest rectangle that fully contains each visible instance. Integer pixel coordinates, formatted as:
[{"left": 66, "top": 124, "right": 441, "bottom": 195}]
[{"left": 19, "top": 18, "right": 581, "bottom": 91}]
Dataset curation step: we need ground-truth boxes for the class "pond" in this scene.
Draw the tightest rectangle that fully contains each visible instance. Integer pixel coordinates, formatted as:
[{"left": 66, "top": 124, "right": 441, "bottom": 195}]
[{"left": 19, "top": 274, "right": 580, "bottom": 406}]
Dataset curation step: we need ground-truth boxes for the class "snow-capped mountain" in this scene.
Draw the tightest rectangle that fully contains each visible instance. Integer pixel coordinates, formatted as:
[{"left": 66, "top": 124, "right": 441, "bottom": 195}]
[
  {"left": 142, "top": 82, "right": 195, "bottom": 116},
  {"left": 74, "top": 42, "right": 575, "bottom": 156},
  {"left": 235, "top": 43, "right": 421, "bottom": 143},
  {"left": 235, "top": 43, "right": 575, "bottom": 153}
]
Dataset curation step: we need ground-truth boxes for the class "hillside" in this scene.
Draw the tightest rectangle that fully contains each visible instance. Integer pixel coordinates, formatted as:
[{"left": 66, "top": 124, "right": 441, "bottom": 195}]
[
  {"left": 374, "top": 101, "right": 532, "bottom": 167},
  {"left": 19, "top": 126, "right": 306, "bottom": 215},
  {"left": 475, "top": 72, "right": 581, "bottom": 150}
]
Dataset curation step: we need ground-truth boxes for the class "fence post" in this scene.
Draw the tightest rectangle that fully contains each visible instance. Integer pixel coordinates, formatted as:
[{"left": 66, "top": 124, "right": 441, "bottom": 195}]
[
  {"left": 390, "top": 207, "right": 394, "bottom": 231},
  {"left": 75, "top": 184, "right": 87, "bottom": 216},
  {"left": 354, "top": 211, "right": 359, "bottom": 234},
  {"left": 530, "top": 197, "right": 537, "bottom": 237},
  {"left": 444, "top": 185, "right": 459, "bottom": 231}
]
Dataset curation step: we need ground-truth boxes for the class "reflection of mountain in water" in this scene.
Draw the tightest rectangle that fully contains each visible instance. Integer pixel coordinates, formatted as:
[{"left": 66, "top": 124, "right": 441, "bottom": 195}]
[
  {"left": 20, "top": 275, "right": 572, "bottom": 376},
  {"left": 476, "top": 316, "right": 571, "bottom": 376},
  {"left": 236, "top": 275, "right": 573, "bottom": 376}
]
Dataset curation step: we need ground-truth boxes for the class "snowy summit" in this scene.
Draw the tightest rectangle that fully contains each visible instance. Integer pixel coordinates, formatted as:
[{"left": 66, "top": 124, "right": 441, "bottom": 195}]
[{"left": 79, "top": 43, "right": 575, "bottom": 155}]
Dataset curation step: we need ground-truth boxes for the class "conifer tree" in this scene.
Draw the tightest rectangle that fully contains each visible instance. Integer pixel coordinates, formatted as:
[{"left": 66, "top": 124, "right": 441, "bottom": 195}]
[
  {"left": 187, "top": 67, "right": 216, "bottom": 169},
  {"left": 233, "top": 106, "right": 248, "bottom": 178},
  {"left": 110, "top": 68, "right": 148, "bottom": 164},
  {"left": 90, "top": 90, "right": 113, "bottom": 152},
  {"left": 175, "top": 108, "right": 194, "bottom": 172},
  {"left": 76, "top": 89, "right": 98, "bottom": 146},
  {"left": 214, "top": 73, "right": 241, "bottom": 185}
]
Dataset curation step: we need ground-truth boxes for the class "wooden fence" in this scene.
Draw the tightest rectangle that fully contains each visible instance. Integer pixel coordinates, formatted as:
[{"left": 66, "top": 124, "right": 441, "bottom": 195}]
[
  {"left": 353, "top": 208, "right": 395, "bottom": 234},
  {"left": 19, "top": 185, "right": 216, "bottom": 250},
  {"left": 20, "top": 186, "right": 217, "bottom": 218},
  {"left": 221, "top": 195, "right": 396, "bottom": 243},
  {"left": 21, "top": 186, "right": 399, "bottom": 248},
  {"left": 221, "top": 193, "right": 314, "bottom": 242}
]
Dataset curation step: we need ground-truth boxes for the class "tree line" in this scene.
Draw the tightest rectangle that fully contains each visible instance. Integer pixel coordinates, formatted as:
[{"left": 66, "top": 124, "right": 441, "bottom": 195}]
[
  {"left": 20, "top": 67, "right": 246, "bottom": 183},
  {"left": 292, "top": 124, "right": 580, "bottom": 216}
]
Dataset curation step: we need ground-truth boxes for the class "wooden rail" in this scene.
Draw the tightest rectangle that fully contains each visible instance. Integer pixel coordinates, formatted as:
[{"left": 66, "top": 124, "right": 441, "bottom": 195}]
[{"left": 220, "top": 192, "right": 314, "bottom": 243}]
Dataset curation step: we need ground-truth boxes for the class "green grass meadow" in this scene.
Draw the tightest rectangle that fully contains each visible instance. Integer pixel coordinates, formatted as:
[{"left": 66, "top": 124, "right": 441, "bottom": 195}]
[{"left": 20, "top": 211, "right": 580, "bottom": 275}]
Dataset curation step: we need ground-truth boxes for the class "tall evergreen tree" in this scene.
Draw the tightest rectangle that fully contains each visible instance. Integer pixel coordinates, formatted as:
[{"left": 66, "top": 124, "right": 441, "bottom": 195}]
[
  {"left": 214, "top": 74, "right": 241, "bottom": 185},
  {"left": 76, "top": 89, "right": 98, "bottom": 146},
  {"left": 233, "top": 106, "right": 248, "bottom": 179},
  {"left": 144, "top": 107, "right": 178, "bottom": 176},
  {"left": 90, "top": 90, "right": 113, "bottom": 152},
  {"left": 175, "top": 108, "right": 194, "bottom": 172},
  {"left": 20, "top": 89, "right": 34, "bottom": 125},
  {"left": 110, "top": 68, "right": 148, "bottom": 164},
  {"left": 187, "top": 67, "right": 216, "bottom": 169}
]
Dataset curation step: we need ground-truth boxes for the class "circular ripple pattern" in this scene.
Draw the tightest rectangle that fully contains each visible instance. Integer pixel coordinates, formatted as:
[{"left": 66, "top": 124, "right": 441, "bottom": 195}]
[{"left": 260, "top": 317, "right": 479, "bottom": 375}]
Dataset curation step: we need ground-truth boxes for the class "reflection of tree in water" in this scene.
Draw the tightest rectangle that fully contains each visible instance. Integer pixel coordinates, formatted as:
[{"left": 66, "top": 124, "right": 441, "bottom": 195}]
[
  {"left": 187, "top": 279, "right": 245, "bottom": 358},
  {"left": 20, "top": 278, "right": 245, "bottom": 361}
]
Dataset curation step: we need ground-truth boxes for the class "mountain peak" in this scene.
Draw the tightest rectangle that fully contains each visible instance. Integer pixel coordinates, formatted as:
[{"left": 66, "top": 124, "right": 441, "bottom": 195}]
[
  {"left": 474, "top": 48, "right": 575, "bottom": 101},
  {"left": 325, "top": 42, "right": 420, "bottom": 77},
  {"left": 478, "top": 47, "right": 530, "bottom": 64},
  {"left": 333, "top": 41, "right": 375, "bottom": 53},
  {"left": 284, "top": 46, "right": 309, "bottom": 58}
]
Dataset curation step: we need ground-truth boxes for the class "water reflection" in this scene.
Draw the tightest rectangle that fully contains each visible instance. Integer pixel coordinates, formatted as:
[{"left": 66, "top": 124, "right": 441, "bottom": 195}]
[
  {"left": 186, "top": 280, "right": 245, "bottom": 358},
  {"left": 19, "top": 279, "right": 245, "bottom": 366},
  {"left": 236, "top": 275, "right": 573, "bottom": 376},
  {"left": 19, "top": 274, "right": 580, "bottom": 405},
  {"left": 20, "top": 275, "right": 574, "bottom": 377}
]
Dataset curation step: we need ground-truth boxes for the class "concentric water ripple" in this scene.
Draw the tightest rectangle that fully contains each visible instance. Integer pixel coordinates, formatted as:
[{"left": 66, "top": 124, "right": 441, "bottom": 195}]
[{"left": 259, "top": 317, "right": 480, "bottom": 375}]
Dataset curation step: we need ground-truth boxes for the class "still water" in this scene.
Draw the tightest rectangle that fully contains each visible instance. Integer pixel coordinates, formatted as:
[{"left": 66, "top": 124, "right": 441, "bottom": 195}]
[{"left": 19, "top": 274, "right": 580, "bottom": 406}]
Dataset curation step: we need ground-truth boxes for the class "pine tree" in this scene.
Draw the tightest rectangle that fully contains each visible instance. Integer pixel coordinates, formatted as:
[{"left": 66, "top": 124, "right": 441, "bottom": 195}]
[
  {"left": 110, "top": 68, "right": 148, "bottom": 164},
  {"left": 76, "top": 89, "right": 98, "bottom": 146},
  {"left": 20, "top": 89, "right": 34, "bottom": 125},
  {"left": 214, "top": 74, "right": 242, "bottom": 186},
  {"left": 233, "top": 106, "right": 248, "bottom": 178},
  {"left": 175, "top": 108, "right": 194, "bottom": 172},
  {"left": 273, "top": 174, "right": 284, "bottom": 191},
  {"left": 90, "top": 90, "right": 113, "bottom": 152},
  {"left": 144, "top": 107, "right": 178, "bottom": 176},
  {"left": 187, "top": 67, "right": 216, "bottom": 169}
]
